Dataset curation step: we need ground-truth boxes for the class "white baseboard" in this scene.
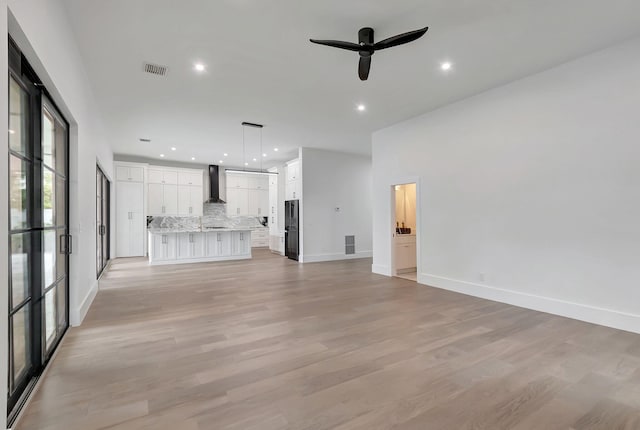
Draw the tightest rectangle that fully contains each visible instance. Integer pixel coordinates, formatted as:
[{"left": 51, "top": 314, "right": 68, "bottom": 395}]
[
  {"left": 71, "top": 280, "right": 98, "bottom": 327},
  {"left": 420, "top": 273, "right": 640, "bottom": 334},
  {"left": 372, "top": 264, "right": 392, "bottom": 276},
  {"left": 303, "top": 251, "right": 373, "bottom": 263}
]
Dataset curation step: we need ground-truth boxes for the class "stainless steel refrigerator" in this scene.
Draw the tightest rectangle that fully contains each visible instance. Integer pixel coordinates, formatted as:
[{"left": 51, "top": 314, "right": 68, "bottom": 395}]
[{"left": 284, "top": 199, "right": 299, "bottom": 261}]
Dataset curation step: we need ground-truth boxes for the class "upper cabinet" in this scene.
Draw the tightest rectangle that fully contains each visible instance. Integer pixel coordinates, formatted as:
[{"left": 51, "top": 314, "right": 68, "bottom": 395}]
[
  {"left": 178, "top": 171, "right": 203, "bottom": 187},
  {"left": 286, "top": 159, "right": 300, "bottom": 182},
  {"left": 225, "top": 171, "right": 270, "bottom": 216},
  {"left": 116, "top": 165, "right": 144, "bottom": 182},
  {"left": 285, "top": 159, "right": 301, "bottom": 200},
  {"left": 148, "top": 168, "right": 178, "bottom": 184},
  {"left": 147, "top": 166, "right": 204, "bottom": 216}
]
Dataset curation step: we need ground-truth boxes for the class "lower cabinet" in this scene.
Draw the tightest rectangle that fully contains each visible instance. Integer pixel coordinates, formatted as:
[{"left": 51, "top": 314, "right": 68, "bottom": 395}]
[
  {"left": 232, "top": 231, "right": 251, "bottom": 255},
  {"left": 395, "top": 235, "right": 417, "bottom": 271},
  {"left": 149, "top": 230, "right": 252, "bottom": 265},
  {"left": 206, "top": 231, "right": 232, "bottom": 257},
  {"left": 177, "top": 232, "right": 206, "bottom": 259},
  {"left": 151, "top": 233, "right": 177, "bottom": 262}
]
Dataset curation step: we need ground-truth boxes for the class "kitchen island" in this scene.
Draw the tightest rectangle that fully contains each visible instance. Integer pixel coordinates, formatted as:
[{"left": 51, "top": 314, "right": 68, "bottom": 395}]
[{"left": 148, "top": 228, "right": 252, "bottom": 265}]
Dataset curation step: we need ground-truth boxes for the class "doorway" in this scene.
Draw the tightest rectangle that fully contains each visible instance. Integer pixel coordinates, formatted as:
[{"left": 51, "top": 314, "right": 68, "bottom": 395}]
[
  {"left": 7, "top": 39, "right": 70, "bottom": 423},
  {"left": 392, "top": 183, "right": 417, "bottom": 281},
  {"left": 96, "top": 165, "right": 110, "bottom": 278}
]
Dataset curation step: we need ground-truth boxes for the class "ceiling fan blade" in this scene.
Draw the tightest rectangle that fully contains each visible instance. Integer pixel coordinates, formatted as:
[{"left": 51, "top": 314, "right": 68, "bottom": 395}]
[
  {"left": 309, "top": 39, "right": 362, "bottom": 52},
  {"left": 373, "top": 27, "right": 428, "bottom": 51},
  {"left": 358, "top": 56, "right": 371, "bottom": 81}
]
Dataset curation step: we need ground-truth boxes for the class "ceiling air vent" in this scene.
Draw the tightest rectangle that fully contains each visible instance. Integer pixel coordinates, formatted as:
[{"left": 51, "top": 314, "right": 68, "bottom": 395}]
[{"left": 143, "top": 62, "right": 168, "bottom": 77}]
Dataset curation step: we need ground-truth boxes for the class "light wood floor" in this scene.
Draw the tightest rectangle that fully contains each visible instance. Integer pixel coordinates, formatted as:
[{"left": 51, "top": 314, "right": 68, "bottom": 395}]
[{"left": 16, "top": 250, "right": 640, "bottom": 429}]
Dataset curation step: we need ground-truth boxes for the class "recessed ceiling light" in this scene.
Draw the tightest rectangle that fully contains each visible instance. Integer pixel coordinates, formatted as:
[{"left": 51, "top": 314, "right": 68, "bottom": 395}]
[
  {"left": 223, "top": 153, "right": 228, "bottom": 157},
  {"left": 171, "top": 147, "right": 177, "bottom": 151},
  {"left": 194, "top": 63, "right": 206, "bottom": 72},
  {"left": 253, "top": 158, "right": 257, "bottom": 162},
  {"left": 219, "top": 160, "right": 224, "bottom": 164},
  {"left": 262, "top": 153, "right": 267, "bottom": 157},
  {"left": 8, "top": 129, "right": 15, "bottom": 134},
  {"left": 191, "top": 157, "right": 195, "bottom": 161},
  {"left": 274, "top": 148, "right": 279, "bottom": 152},
  {"left": 357, "top": 104, "right": 366, "bottom": 112},
  {"left": 160, "top": 154, "right": 165, "bottom": 158},
  {"left": 244, "top": 162, "right": 249, "bottom": 166},
  {"left": 441, "top": 61, "right": 452, "bottom": 71}
]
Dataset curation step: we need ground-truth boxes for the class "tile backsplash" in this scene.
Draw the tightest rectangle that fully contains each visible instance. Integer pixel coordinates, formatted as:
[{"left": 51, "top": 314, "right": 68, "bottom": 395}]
[{"left": 148, "top": 203, "right": 265, "bottom": 230}]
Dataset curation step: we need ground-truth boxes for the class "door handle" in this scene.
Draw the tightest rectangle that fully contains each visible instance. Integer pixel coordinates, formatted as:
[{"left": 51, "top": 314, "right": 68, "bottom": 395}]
[{"left": 66, "top": 234, "right": 73, "bottom": 255}]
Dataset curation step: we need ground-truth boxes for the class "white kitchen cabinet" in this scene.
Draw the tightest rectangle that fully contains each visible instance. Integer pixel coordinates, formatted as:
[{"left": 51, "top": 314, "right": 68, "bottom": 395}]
[
  {"left": 151, "top": 232, "right": 177, "bottom": 261},
  {"left": 116, "top": 180, "right": 145, "bottom": 257},
  {"left": 248, "top": 175, "right": 268, "bottom": 190},
  {"left": 285, "top": 181, "right": 300, "bottom": 200},
  {"left": 232, "top": 231, "right": 251, "bottom": 255},
  {"left": 226, "top": 188, "right": 249, "bottom": 216},
  {"left": 177, "top": 232, "right": 206, "bottom": 259},
  {"left": 148, "top": 183, "right": 178, "bottom": 215},
  {"left": 178, "top": 185, "right": 203, "bottom": 216},
  {"left": 116, "top": 166, "right": 144, "bottom": 182},
  {"left": 148, "top": 168, "right": 178, "bottom": 185},
  {"left": 248, "top": 189, "right": 269, "bottom": 216},
  {"left": 226, "top": 174, "right": 249, "bottom": 189},
  {"left": 178, "top": 171, "right": 203, "bottom": 186},
  {"left": 286, "top": 160, "right": 300, "bottom": 182},
  {"left": 206, "top": 231, "right": 232, "bottom": 257},
  {"left": 251, "top": 229, "right": 269, "bottom": 247}
]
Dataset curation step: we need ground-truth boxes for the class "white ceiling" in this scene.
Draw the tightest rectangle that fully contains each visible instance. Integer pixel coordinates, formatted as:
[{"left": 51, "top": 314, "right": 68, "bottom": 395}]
[{"left": 62, "top": 0, "right": 640, "bottom": 168}]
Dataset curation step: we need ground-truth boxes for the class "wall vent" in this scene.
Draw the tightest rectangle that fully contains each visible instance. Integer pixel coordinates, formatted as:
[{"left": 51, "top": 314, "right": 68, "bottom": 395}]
[
  {"left": 143, "top": 62, "right": 168, "bottom": 77},
  {"left": 345, "top": 235, "right": 355, "bottom": 255}
]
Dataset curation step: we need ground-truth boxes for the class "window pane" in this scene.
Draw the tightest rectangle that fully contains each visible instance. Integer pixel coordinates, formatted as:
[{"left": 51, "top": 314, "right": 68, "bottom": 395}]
[
  {"left": 56, "top": 176, "right": 66, "bottom": 226},
  {"left": 44, "top": 287, "right": 57, "bottom": 351},
  {"left": 9, "top": 78, "right": 29, "bottom": 156},
  {"left": 43, "top": 168, "right": 55, "bottom": 227},
  {"left": 10, "top": 233, "right": 30, "bottom": 308},
  {"left": 11, "top": 306, "right": 30, "bottom": 389},
  {"left": 57, "top": 281, "right": 67, "bottom": 331},
  {"left": 43, "top": 230, "right": 56, "bottom": 288},
  {"left": 10, "top": 155, "right": 29, "bottom": 230},
  {"left": 54, "top": 119, "right": 66, "bottom": 173},
  {"left": 42, "top": 109, "right": 55, "bottom": 168}
]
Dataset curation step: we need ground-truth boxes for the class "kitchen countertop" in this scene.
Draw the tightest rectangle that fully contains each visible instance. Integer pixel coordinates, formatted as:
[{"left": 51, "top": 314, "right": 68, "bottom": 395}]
[{"left": 148, "top": 227, "right": 253, "bottom": 234}]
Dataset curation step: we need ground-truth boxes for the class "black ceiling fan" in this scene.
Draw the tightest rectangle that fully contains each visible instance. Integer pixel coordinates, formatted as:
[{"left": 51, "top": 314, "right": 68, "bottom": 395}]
[{"left": 310, "top": 26, "right": 428, "bottom": 81}]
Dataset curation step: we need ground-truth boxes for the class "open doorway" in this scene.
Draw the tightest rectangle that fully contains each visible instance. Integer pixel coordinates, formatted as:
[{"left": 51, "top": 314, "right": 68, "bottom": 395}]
[{"left": 392, "top": 183, "right": 417, "bottom": 281}]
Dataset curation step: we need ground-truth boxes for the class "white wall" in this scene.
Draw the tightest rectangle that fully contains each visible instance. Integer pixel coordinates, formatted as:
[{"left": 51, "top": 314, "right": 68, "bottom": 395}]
[
  {"left": 7, "top": 0, "right": 114, "bottom": 328},
  {"left": 373, "top": 36, "right": 640, "bottom": 333},
  {"left": 301, "top": 148, "right": 372, "bottom": 262}
]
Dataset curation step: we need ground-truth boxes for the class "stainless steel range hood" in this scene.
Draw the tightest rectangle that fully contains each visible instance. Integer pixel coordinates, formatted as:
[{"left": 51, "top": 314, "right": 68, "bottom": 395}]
[{"left": 206, "top": 165, "right": 225, "bottom": 204}]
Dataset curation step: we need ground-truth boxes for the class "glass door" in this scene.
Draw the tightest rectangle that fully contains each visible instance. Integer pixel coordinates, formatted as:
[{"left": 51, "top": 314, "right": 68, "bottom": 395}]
[
  {"left": 7, "top": 39, "right": 70, "bottom": 423},
  {"left": 41, "top": 99, "right": 69, "bottom": 356},
  {"left": 96, "top": 165, "right": 110, "bottom": 277},
  {"left": 8, "top": 63, "right": 34, "bottom": 419}
]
